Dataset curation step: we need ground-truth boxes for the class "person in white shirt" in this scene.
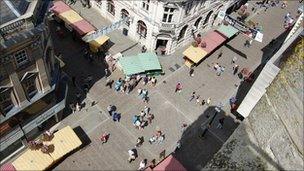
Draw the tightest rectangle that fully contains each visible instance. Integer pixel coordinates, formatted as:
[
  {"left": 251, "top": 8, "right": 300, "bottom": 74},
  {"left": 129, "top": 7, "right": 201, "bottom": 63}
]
[{"left": 138, "top": 159, "right": 147, "bottom": 170}]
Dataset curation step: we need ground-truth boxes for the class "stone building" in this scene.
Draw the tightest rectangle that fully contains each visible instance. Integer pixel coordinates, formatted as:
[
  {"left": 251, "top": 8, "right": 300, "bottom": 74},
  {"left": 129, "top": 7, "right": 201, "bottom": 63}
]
[
  {"left": 90, "top": 0, "right": 241, "bottom": 55},
  {"left": 0, "top": 0, "right": 67, "bottom": 163}
]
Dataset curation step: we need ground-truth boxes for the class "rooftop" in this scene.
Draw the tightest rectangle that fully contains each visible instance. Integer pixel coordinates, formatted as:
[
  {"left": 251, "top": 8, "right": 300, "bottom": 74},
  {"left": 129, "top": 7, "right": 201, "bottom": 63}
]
[{"left": 0, "top": 0, "right": 30, "bottom": 25}]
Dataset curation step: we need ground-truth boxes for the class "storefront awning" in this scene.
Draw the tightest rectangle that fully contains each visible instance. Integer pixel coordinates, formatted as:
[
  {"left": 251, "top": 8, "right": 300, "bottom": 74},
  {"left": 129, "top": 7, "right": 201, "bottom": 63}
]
[
  {"left": 200, "top": 31, "right": 226, "bottom": 53},
  {"left": 71, "top": 20, "right": 96, "bottom": 36},
  {"left": 89, "top": 35, "right": 110, "bottom": 47},
  {"left": 216, "top": 24, "right": 239, "bottom": 38},
  {"left": 58, "top": 10, "right": 83, "bottom": 25},
  {"left": 50, "top": 1, "right": 71, "bottom": 15},
  {"left": 152, "top": 155, "right": 187, "bottom": 171},
  {"left": 183, "top": 45, "right": 208, "bottom": 63},
  {"left": 49, "top": 126, "right": 82, "bottom": 161},
  {"left": 118, "top": 52, "right": 162, "bottom": 76},
  {"left": 12, "top": 149, "right": 54, "bottom": 171}
]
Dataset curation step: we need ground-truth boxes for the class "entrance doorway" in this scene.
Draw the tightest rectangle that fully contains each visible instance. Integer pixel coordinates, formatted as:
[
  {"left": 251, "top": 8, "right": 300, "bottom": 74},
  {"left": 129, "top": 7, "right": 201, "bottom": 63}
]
[{"left": 156, "top": 39, "right": 168, "bottom": 49}]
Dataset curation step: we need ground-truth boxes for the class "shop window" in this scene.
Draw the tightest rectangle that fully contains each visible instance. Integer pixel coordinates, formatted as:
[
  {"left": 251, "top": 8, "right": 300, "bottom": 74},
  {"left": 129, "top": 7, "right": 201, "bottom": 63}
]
[
  {"left": 14, "top": 50, "right": 29, "bottom": 67},
  {"left": 0, "top": 90, "right": 14, "bottom": 115},
  {"left": 22, "top": 75, "right": 38, "bottom": 99},
  {"left": 107, "top": 0, "right": 115, "bottom": 16},
  {"left": 194, "top": 17, "right": 202, "bottom": 29},
  {"left": 137, "top": 20, "right": 147, "bottom": 38}
]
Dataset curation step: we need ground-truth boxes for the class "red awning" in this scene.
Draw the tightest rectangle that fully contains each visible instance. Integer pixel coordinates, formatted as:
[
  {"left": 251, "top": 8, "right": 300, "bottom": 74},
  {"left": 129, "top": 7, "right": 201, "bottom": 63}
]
[
  {"left": 50, "top": 1, "right": 71, "bottom": 15},
  {"left": 71, "top": 19, "right": 96, "bottom": 36},
  {"left": 0, "top": 163, "right": 16, "bottom": 171},
  {"left": 152, "top": 155, "right": 187, "bottom": 171},
  {"left": 199, "top": 31, "right": 227, "bottom": 53}
]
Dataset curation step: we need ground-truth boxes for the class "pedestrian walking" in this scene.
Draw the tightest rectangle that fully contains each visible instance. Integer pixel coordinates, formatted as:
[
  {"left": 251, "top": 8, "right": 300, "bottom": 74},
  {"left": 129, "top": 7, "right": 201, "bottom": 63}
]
[
  {"left": 143, "top": 76, "right": 149, "bottom": 85},
  {"left": 231, "top": 56, "right": 238, "bottom": 64},
  {"left": 112, "top": 112, "right": 121, "bottom": 122},
  {"left": 138, "top": 159, "right": 147, "bottom": 170},
  {"left": 217, "top": 50, "right": 223, "bottom": 59},
  {"left": 105, "top": 78, "right": 113, "bottom": 89},
  {"left": 201, "top": 99, "right": 206, "bottom": 106},
  {"left": 175, "top": 82, "right": 183, "bottom": 93},
  {"left": 140, "top": 111, "right": 145, "bottom": 119},
  {"left": 135, "top": 136, "right": 144, "bottom": 147},
  {"left": 104, "top": 69, "right": 109, "bottom": 77},
  {"left": 206, "top": 97, "right": 211, "bottom": 106},
  {"left": 151, "top": 77, "right": 157, "bottom": 86},
  {"left": 220, "top": 66, "right": 225, "bottom": 74},
  {"left": 189, "top": 92, "right": 196, "bottom": 101},
  {"left": 107, "top": 105, "right": 114, "bottom": 116},
  {"left": 233, "top": 65, "right": 239, "bottom": 75},
  {"left": 196, "top": 95, "right": 200, "bottom": 104},
  {"left": 76, "top": 102, "right": 81, "bottom": 112},
  {"left": 189, "top": 67, "right": 194, "bottom": 77},
  {"left": 100, "top": 132, "right": 109, "bottom": 144},
  {"left": 72, "top": 76, "right": 76, "bottom": 87},
  {"left": 181, "top": 123, "right": 188, "bottom": 133},
  {"left": 144, "top": 106, "right": 150, "bottom": 115},
  {"left": 157, "top": 134, "right": 165, "bottom": 144},
  {"left": 217, "top": 117, "right": 225, "bottom": 129},
  {"left": 216, "top": 67, "right": 222, "bottom": 76},
  {"left": 149, "top": 159, "right": 156, "bottom": 169},
  {"left": 128, "top": 148, "right": 137, "bottom": 163},
  {"left": 213, "top": 63, "right": 220, "bottom": 70},
  {"left": 146, "top": 113, "right": 154, "bottom": 124},
  {"left": 148, "top": 135, "right": 157, "bottom": 144}
]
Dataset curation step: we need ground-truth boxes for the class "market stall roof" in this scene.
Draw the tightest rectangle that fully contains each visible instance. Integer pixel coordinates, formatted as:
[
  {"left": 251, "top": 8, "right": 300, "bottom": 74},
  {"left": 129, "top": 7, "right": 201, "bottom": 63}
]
[
  {"left": 49, "top": 126, "right": 82, "bottom": 161},
  {"left": 118, "top": 52, "right": 162, "bottom": 76},
  {"left": 50, "top": 1, "right": 71, "bottom": 15},
  {"left": 12, "top": 149, "right": 54, "bottom": 171},
  {"left": 71, "top": 19, "right": 96, "bottom": 36},
  {"left": 89, "top": 35, "right": 110, "bottom": 47},
  {"left": 58, "top": 10, "right": 83, "bottom": 25},
  {"left": 138, "top": 52, "right": 162, "bottom": 71},
  {"left": 204, "top": 31, "right": 227, "bottom": 44},
  {"left": 183, "top": 45, "right": 208, "bottom": 63},
  {"left": 216, "top": 24, "right": 239, "bottom": 38},
  {"left": 152, "top": 155, "right": 187, "bottom": 171},
  {"left": 0, "top": 163, "right": 16, "bottom": 171}
]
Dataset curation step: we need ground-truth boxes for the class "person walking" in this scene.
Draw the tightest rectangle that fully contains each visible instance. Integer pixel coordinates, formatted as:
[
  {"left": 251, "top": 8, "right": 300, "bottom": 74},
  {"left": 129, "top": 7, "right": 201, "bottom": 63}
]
[
  {"left": 188, "top": 92, "right": 196, "bottom": 101},
  {"left": 104, "top": 69, "right": 109, "bottom": 77},
  {"left": 146, "top": 113, "right": 154, "bottom": 124},
  {"left": 135, "top": 136, "right": 144, "bottom": 148},
  {"left": 105, "top": 78, "right": 113, "bottom": 89},
  {"left": 196, "top": 95, "right": 200, "bottom": 104},
  {"left": 233, "top": 65, "right": 239, "bottom": 75},
  {"left": 144, "top": 106, "right": 150, "bottom": 115},
  {"left": 201, "top": 99, "right": 206, "bottom": 106},
  {"left": 151, "top": 77, "right": 157, "bottom": 86},
  {"left": 175, "top": 82, "right": 183, "bottom": 93},
  {"left": 206, "top": 97, "right": 211, "bottom": 106},
  {"left": 216, "top": 66, "right": 222, "bottom": 76},
  {"left": 100, "top": 132, "right": 109, "bottom": 144},
  {"left": 231, "top": 56, "right": 238, "bottom": 64},
  {"left": 138, "top": 159, "right": 147, "bottom": 170},
  {"left": 107, "top": 105, "right": 114, "bottom": 116},
  {"left": 217, "top": 50, "right": 223, "bottom": 59},
  {"left": 217, "top": 117, "right": 225, "bottom": 129},
  {"left": 112, "top": 112, "right": 121, "bottom": 122},
  {"left": 128, "top": 148, "right": 137, "bottom": 163},
  {"left": 189, "top": 67, "right": 194, "bottom": 77}
]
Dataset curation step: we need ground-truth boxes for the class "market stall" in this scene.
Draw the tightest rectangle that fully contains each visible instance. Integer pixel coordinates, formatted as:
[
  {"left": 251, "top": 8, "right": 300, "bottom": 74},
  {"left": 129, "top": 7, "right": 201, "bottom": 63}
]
[
  {"left": 118, "top": 52, "right": 162, "bottom": 76},
  {"left": 58, "top": 10, "right": 83, "bottom": 25},
  {"left": 71, "top": 20, "right": 96, "bottom": 36},
  {"left": 50, "top": 1, "right": 71, "bottom": 15},
  {"left": 88, "top": 35, "right": 110, "bottom": 53},
  {"left": 147, "top": 155, "right": 187, "bottom": 171},
  {"left": 216, "top": 24, "right": 239, "bottom": 39},
  {"left": 182, "top": 45, "right": 207, "bottom": 68},
  {"left": 49, "top": 126, "right": 82, "bottom": 161}
]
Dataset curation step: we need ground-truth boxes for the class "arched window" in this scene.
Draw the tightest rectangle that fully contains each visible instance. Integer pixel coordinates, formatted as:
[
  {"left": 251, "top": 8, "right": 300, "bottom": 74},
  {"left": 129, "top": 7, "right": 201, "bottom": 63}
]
[
  {"left": 107, "top": 0, "right": 115, "bottom": 15},
  {"left": 203, "top": 11, "right": 213, "bottom": 25},
  {"left": 194, "top": 17, "right": 202, "bottom": 29},
  {"left": 137, "top": 20, "right": 147, "bottom": 38},
  {"left": 178, "top": 25, "right": 188, "bottom": 41},
  {"left": 121, "top": 9, "right": 130, "bottom": 26}
]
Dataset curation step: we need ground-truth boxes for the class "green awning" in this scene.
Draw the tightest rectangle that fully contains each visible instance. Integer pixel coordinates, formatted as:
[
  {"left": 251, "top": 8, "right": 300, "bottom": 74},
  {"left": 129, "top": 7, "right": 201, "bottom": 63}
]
[
  {"left": 216, "top": 24, "right": 239, "bottom": 38},
  {"left": 118, "top": 52, "right": 162, "bottom": 76}
]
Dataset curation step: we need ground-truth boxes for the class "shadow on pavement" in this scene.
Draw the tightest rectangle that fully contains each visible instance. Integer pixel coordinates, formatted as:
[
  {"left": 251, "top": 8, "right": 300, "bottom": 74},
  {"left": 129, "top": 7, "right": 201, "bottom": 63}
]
[{"left": 172, "top": 106, "right": 239, "bottom": 170}]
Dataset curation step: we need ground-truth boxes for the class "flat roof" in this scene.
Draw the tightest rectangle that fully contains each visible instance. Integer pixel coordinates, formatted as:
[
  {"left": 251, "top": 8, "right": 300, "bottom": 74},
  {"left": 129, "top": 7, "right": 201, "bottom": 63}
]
[{"left": 0, "top": 0, "right": 30, "bottom": 25}]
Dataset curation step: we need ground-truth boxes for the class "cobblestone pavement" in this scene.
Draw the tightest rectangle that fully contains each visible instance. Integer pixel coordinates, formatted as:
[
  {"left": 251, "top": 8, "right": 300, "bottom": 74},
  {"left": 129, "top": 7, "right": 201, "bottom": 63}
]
[{"left": 49, "top": 1, "right": 301, "bottom": 170}]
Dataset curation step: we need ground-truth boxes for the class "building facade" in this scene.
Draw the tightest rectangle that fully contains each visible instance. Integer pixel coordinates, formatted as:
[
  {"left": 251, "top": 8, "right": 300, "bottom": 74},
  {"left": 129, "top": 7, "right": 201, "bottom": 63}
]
[
  {"left": 0, "top": 0, "right": 67, "bottom": 163},
  {"left": 90, "top": 0, "right": 239, "bottom": 55}
]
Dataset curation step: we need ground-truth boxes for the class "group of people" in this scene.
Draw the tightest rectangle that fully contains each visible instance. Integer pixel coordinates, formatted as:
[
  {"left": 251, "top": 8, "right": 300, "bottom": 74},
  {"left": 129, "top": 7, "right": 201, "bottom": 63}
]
[
  {"left": 189, "top": 92, "right": 212, "bottom": 106},
  {"left": 132, "top": 106, "right": 154, "bottom": 130}
]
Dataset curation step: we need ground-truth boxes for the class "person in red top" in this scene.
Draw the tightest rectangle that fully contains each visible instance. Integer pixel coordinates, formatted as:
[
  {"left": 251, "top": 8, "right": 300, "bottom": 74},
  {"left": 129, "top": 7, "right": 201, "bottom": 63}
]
[
  {"left": 175, "top": 82, "right": 183, "bottom": 93},
  {"left": 100, "top": 133, "right": 109, "bottom": 144}
]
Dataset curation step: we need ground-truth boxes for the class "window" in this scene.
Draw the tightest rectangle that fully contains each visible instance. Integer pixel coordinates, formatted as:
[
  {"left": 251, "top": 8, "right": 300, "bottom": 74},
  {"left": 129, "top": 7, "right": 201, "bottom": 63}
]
[
  {"left": 178, "top": 25, "right": 188, "bottom": 41},
  {"left": 0, "top": 90, "right": 14, "bottom": 115},
  {"left": 22, "top": 76, "right": 38, "bottom": 99},
  {"left": 14, "top": 50, "right": 29, "bottom": 67},
  {"left": 107, "top": 0, "right": 115, "bottom": 15},
  {"left": 95, "top": 0, "right": 102, "bottom": 8},
  {"left": 137, "top": 20, "right": 147, "bottom": 38},
  {"left": 142, "top": 0, "right": 150, "bottom": 11},
  {"left": 194, "top": 17, "right": 202, "bottom": 28},
  {"left": 121, "top": 9, "right": 130, "bottom": 26},
  {"left": 0, "top": 67, "right": 7, "bottom": 81},
  {"left": 162, "top": 7, "right": 175, "bottom": 23},
  {"left": 185, "top": 2, "right": 192, "bottom": 15}
]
